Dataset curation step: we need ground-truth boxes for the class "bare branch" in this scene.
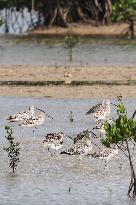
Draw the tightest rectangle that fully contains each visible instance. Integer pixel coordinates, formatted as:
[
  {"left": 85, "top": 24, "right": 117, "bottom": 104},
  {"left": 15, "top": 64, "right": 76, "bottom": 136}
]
[
  {"left": 117, "top": 145, "right": 128, "bottom": 158},
  {"left": 132, "top": 110, "right": 136, "bottom": 119},
  {"left": 118, "top": 142, "right": 127, "bottom": 151}
]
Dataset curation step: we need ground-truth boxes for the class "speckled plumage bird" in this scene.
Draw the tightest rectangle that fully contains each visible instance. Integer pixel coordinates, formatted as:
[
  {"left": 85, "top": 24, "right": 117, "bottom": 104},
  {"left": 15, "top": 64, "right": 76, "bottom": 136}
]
[
  {"left": 19, "top": 113, "right": 45, "bottom": 137},
  {"left": 7, "top": 105, "right": 36, "bottom": 123},
  {"left": 19, "top": 112, "right": 45, "bottom": 127},
  {"left": 86, "top": 100, "right": 111, "bottom": 122},
  {"left": 60, "top": 138, "right": 92, "bottom": 156},
  {"left": 93, "top": 118, "right": 112, "bottom": 136},
  {"left": 43, "top": 132, "right": 64, "bottom": 154},
  {"left": 91, "top": 145, "right": 118, "bottom": 165},
  {"left": 73, "top": 130, "right": 92, "bottom": 144}
]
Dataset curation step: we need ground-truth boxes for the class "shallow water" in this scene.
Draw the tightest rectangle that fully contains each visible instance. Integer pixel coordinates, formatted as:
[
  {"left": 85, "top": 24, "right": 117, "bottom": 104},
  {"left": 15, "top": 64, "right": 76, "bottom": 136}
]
[
  {"left": 0, "top": 35, "right": 136, "bottom": 67},
  {"left": 0, "top": 97, "right": 136, "bottom": 205}
]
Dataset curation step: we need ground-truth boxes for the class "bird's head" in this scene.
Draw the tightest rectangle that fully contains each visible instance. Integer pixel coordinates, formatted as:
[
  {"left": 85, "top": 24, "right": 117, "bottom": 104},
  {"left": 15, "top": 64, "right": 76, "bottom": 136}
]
[{"left": 102, "top": 100, "right": 110, "bottom": 106}]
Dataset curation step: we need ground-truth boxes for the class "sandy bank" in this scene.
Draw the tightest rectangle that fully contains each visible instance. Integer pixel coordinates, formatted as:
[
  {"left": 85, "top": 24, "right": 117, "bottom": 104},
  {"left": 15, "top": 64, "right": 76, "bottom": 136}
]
[
  {"left": 0, "top": 65, "right": 135, "bottom": 99},
  {"left": 30, "top": 23, "right": 129, "bottom": 37}
]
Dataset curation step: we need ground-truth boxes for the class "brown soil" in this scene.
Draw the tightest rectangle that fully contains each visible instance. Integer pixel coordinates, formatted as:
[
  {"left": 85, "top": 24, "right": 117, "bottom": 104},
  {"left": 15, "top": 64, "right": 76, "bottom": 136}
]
[
  {"left": 30, "top": 23, "right": 130, "bottom": 36},
  {"left": 0, "top": 65, "right": 136, "bottom": 81},
  {"left": 0, "top": 65, "right": 136, "bottom": 99}
]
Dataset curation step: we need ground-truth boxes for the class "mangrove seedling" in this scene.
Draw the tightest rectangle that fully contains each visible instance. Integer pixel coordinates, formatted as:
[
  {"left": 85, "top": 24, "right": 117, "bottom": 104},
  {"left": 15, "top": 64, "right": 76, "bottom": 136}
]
[
  {"left": 4, "top": 125, "right": 20, "bottom": 174},
  {"left": 64, "top": 31, "right": 79, "bottom": 63},
  {"left": 102, "top": 96, "right": 136, "bottom": 197},
  {"left": 69, "top": 111, "right": 74, "bottom": 122}
]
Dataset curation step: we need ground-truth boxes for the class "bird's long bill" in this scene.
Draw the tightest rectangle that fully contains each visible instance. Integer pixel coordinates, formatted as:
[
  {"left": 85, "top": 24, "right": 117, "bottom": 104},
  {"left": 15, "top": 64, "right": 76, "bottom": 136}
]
[
  {"left": 111, "top": 102, "right": 118, "bottom": 107},
  {"left": 91, "top": 141, "right": 100, "bottom": 148},
  {"left": 65, "top": 135, "right": 74, "bottom": 141},
  {"left": 35, "top": 107, "right": 54, "bottom": 119},
  {"left": 89, "top": 130, "right": 97, "bottom": 138},
  {"left": 85, "top": 110, "right": 91, "bottom": 115}
]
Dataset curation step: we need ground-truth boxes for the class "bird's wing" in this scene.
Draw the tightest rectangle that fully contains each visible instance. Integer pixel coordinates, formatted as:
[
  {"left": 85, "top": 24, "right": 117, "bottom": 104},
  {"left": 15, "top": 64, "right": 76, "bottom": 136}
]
[{"left": 86, "top": 103, "right": 102, "bottom": 115}]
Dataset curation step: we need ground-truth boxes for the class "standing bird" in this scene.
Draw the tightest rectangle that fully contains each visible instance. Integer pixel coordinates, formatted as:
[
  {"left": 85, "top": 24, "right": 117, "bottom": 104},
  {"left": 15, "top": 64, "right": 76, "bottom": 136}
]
[
  {"left": 7, "top": 105, "right": 36, "bottom": 123},
  {"left": 91, "top": 145, "right": 119, "bottom": 167},
  {"left": 73, "top": 130, "right": 93, "bottom": 144},
  {"left": 43, "top": 132, "right": 64, "bottom": 155},
  {"left": 86, "top": 100, "right": 111, "bottom": 123},
  {"left": 92, "top": 118, "right": 112, "bottom": 137},
  {"left": 60, "top": 138, "right": 92, "bottom": 156},
  {"left": 19, "top": 112, "right": 45, "bottom": 137}
]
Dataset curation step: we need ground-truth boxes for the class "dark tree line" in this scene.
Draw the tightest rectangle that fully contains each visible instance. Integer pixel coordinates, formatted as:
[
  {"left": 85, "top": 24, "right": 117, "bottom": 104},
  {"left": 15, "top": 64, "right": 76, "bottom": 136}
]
[
  {"left": 0, "top": 0, "right": 113, "bottom": 27},
  {"left": 40, "top": 0, "right": 113, "bottom": 27},
  {"left": 0, "top": 0, "right": 135, "bottom": 38}
]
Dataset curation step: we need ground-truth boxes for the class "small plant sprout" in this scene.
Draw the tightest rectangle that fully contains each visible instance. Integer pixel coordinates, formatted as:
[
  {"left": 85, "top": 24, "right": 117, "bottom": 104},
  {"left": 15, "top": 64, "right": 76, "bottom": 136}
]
[
  {"left": 102, "top": 96, "right": 136, "bottom": 197},
  {"left": 69, "top": 111, "right": 74, "bottom": 122},
  {"left": 4, "top": 126, "right": 20, "bottom": 174},
  {"left": 64, "top": 31, "right": 79, "bottom": 63}
]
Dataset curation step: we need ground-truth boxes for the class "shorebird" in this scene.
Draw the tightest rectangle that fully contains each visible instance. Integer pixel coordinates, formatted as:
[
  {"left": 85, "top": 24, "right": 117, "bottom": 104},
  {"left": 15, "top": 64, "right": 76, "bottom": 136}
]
[
  {"left": 7, "top": 105, "right": 36, "bottom": 123},
  {"left": 60, "top": 138, "right": 92, "bottom": 156},
  {"left": 86, "top": 100, "right": 112, "bottom": 123},
  {"left": 43, "top": 132, "right": 64, "bottom": 155},
  {"left": 91, "top": 145, "right": 118, "bottom": 167},
  {"left": 19, "top": 113, "right": 45, "bottom": 137},
  {"left": 92, "top": 118, "right": 112, "bottom": 137},
  {"left": 73, "top": 130, "right": 94, "bottom": 144}
]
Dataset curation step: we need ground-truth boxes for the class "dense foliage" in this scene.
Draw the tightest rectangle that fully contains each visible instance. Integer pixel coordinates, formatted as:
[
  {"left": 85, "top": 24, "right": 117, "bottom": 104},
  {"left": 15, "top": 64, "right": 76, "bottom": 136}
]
[
  {"left": 103, "top": 96, "right": 136, "bottom": 146},
  {"left": 0, "top": 0, "right": 112, "bottom": 25},
  {"left": 0, "top": 0, "right": 135, "bottom": 36},
  {"left": 112, "top": 0, "right": 136, "bottom": 21},
  {"left": 102, "top": 96, "right": 136, "bottom": 197}
]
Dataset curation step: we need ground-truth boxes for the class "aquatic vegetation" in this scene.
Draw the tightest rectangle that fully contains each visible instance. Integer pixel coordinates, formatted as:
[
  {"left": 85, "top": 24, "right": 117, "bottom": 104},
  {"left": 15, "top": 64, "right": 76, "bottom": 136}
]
[
  {"left": 4, "top": 126, "right": 20, "bottom": 174},
  {"left": 69, "top": 111, "right": 74, "bottom": 122},
  {"left": 102, "top": 96, "right": 136, "bottom": 197},
  {"left": 64, "top": 31, "right": 79, "bottom": 63}
]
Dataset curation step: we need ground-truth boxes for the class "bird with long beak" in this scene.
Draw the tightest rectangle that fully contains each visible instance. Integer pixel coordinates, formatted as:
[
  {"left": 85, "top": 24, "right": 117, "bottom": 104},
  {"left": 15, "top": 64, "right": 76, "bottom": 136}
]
[{"left": 86, "top": 100, "right": 117, "bottom": 123}]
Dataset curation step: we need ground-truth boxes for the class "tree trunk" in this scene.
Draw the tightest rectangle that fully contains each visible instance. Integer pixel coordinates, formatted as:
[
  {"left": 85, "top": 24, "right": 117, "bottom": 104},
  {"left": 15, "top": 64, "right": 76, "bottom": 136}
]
[
  {"left": 42, "top": 0, "right": 68, "bottom": 28},
  {"left": 102, "top": 0, "right": 112, "bottom": 25},
  {"left": 128, "top": 20, "right": 135, "bottom": 39},
  {"left": 126, "top": 140, "right": 136, "bottom": 197},
  {"left": 5, "top": 9, "right": 9, "bottom": 33}
]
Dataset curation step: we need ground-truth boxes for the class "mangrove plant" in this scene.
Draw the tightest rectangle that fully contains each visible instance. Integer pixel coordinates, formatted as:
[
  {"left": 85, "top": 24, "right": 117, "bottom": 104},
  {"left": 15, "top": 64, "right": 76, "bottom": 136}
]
[
  {"left": 4, "top": 125, "right": 20, "bottom": 174},
  {"left": 102, "top": 96, "right": 136, "bottom": 197}
]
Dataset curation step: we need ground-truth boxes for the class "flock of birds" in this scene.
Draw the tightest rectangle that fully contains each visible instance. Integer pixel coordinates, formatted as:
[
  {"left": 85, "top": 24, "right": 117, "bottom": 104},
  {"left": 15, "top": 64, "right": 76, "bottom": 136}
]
[{"left": 7, "top": 100, "right": 119, "bottom": 165}]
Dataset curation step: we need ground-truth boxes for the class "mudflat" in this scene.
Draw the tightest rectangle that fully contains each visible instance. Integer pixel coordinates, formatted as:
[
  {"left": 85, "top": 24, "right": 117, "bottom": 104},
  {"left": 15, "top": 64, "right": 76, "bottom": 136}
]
[
  {"left": 0, "top": 65, "right": 135, "bottom": 98},
  {"left": 30, "top": 23, "right": 129, "bottom": 37}
]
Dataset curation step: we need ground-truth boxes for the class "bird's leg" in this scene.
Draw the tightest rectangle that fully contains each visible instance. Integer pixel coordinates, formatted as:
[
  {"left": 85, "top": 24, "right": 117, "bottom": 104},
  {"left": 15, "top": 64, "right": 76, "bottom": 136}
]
[
  {"left": 20, "top": 125, "right": 24, "bottom": 137},
  {"left": 48, "top": 148, "right": 53, "bottom": 155},
  {"left": 119, "top": 162, "right": 123, "bottom": 170},
  {"left": 75, "top": 156, "right": 82, "bottom": 165},
  {"left": 104, "top": 160, "right": 108, "bottom": 170},
  {"left": 33, "top": 128, "right": 35, "bottom": 138},
  {"left": 33, "top": 126, "right": 37, "bottom": 138},
  {"left": 95, "top": 118, "right": 99, "bottom": 125}
]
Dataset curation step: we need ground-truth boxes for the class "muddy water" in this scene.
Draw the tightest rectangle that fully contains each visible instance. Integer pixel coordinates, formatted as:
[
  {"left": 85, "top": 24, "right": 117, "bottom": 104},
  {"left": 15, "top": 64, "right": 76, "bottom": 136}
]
[
  {"left": 0, "top": 36, "right": 136, "bottom": 67},
  {"left": 0, "top": 97, "right": 136, "bottom": 205}
]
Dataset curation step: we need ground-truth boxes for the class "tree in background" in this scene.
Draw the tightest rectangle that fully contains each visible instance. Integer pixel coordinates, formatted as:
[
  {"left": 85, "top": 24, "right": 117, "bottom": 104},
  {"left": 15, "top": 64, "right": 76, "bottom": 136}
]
[
  {"left": 112, "top": 0, "right": 136, "bottom": 38},
  {"left": 0, "top": 0, "right": 113, "bottom": 27},
  {"left": 102, "top": 96, "right": 136, "bottom": 197},
  {"left": 0, "top": 18, "right": 4, "bottom": 26}
]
